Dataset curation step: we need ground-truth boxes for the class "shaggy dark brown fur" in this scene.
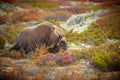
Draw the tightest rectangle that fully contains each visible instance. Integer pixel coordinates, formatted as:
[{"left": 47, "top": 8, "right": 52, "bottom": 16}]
[{"left": 10, "top": 22, "right": 67, "bottom": 53}]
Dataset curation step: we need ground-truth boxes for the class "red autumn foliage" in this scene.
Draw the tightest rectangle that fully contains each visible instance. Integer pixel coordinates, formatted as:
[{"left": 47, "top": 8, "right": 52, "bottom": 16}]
[
  {"left": 76, "top": 0, "right": 119, "bottom": 3},
  {"left": 0, "top": 66, "right": 29, "bottom": 80},
  {"left": 98, "top": 1, "right": 120, "bottom": 9},
  {"left": 75, "top": 0, "right": 87, "bottom": 2},
  {"left": 50, "top": 7, "right": 86, "bottom": 14},
  {"left": 89, "top": 0, "right": 112, "bottom": 3},
  {"left": 11, "top": 9, "right": 71, "bottom": 23},
  {"left": 2, "top": 0, "right": 17, "bottom": 3},
  {"left": 0, "top": 15, "right": 9, "bottom": 24},
  {"left": 18, "top": 3, "right": 35, "bottom": 9},
  {"left": 11, "top": 10, "right": 41, "bottom": 23},
  {"left": 96, "top": 12, "right": 120, "bottom": 26},
  {"left": 36, "top": 51, "right": 77, "bottom": 66},
  {"left": 62, "top": 52, "right": 73, "bottom": 64}
]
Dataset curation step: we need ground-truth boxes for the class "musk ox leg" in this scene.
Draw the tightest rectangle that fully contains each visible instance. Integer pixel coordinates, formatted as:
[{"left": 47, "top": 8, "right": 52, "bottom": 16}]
[
  {"left": 10, "top": 43, "right": 36, "bottom": 53},
  {"left": 9, "top": 43, "right": 18, "bottom": 51},
  {"left": 25, "top": 48, "right": 35, "bottom": 54},
  {"left": 48, "top": 46, "right": 60, "bottom": 54},
  {"left": 9, "top": 43, "right": 30, "bottom": 54},
  {"left": 9, "top": 44, "right": 21, "bottom": 52}
]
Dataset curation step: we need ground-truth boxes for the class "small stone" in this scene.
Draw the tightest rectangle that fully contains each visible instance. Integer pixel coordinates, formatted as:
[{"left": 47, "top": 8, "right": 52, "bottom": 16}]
[
  {"left": 85, "top": 69, "right": 95, "bottom": 74},
  {"left": 27, "top": 66, "right": 39, "bottom": 76}
]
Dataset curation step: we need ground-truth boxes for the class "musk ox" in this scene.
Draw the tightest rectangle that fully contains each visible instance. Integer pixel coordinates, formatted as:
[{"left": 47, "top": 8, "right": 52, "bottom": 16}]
[{"left": 10, "top": 22, "right": 67, "bottom": 53}]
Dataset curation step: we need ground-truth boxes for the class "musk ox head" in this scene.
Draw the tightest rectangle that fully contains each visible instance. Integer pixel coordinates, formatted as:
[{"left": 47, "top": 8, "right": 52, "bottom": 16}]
[{"left": 10, "top": 22, "right": 67, "bottom": 53}]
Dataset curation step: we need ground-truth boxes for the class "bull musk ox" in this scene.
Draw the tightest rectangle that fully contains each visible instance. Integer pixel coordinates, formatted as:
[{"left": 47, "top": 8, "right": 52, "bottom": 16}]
[{"left": 10, "top": 22, "right": 67, "bottom": 53}]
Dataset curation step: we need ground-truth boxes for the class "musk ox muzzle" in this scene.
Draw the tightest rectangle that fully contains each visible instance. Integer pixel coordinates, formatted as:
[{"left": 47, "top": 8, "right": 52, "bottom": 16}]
[
  {"left": 48, "top": 37, "right": 67, "bottom": 53},
  {"left": 10, "top": 22, "right": 67, "bottom": 54}
]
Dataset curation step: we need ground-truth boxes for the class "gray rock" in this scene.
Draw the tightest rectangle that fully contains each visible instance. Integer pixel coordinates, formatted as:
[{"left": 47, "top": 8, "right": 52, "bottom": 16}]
[
  {"left": 27, "top": 66, "right": 39, "bottom": 76},
  {"left": 0, "top": 3, "right": 15, "bottom": 10},
  {"left": 95, "top": 9, "right": 109, "bottom": 16},
  {"left": 60, "top": 10, "right": 108, "bottom": 33},
  {"left": 85, "top": 68, "right": 96, "bottom": 74},
  {"left": 60, "top": 11, "right": 97, "bottom": 33},
  {"left": 68, "top": 16, "right": 85, "bottom": 26}
]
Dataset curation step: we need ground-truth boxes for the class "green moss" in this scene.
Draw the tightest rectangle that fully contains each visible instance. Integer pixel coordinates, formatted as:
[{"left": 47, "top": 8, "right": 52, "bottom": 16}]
[
  {"left": 78, "top": 3, "right": 101, "bottom": 12},
  {"left": 0, "top": 35, "right": 6, "bottom": 49},
  {"left": 29, "top": 2, "right": 59, "bottom": 9}
]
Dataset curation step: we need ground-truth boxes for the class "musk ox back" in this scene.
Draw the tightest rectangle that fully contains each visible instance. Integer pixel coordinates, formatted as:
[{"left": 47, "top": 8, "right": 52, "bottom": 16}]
[{"left": 10, "top": 22, "right": 67, "bottom": 53}]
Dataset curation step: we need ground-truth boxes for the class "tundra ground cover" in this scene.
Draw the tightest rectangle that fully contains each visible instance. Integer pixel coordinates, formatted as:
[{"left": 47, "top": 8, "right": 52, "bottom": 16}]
[{"left": 0, "top": 1, "right": 120, "bottom": 80}]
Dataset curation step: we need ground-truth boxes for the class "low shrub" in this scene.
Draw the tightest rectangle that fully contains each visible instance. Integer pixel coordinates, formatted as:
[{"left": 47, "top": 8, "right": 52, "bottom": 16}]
[
  {"left": 108, "top": 41, "right": 120, "bottom": 54},
  {"left": 1, "top": 23, "right": 26, "bottom": 44},
  {"left": 47, "top": 0, "right": 72, "bottom": 6},
  {"left": 73, "top": 49, "right": 93, "bottom": 60},
  {"left": 2, "top": 0, "right": 17, "bottom": 3},
  {"left": 66, "top": 12, "right": 120, "bottom": 45},
  {"left": 36, "top": 51, "right": 77, "bottom": 66},
  {"left": 50, "top": 7, "right": 86, "bottom": 14},
  {"left": 11, "top": 9, "right": 71, "bottom": 23},
  {"left": 11, "top": 10, "right": 41, "bottom": 23},
  {"left": 18, "top": 3, "right": 35, "bottom": 9},
  {"left": 0, "top": 15, "right": 8, "bottom": 25},
  {"left": 0, "top": 35, "right": 6, "bottom": 49},
  {"left": 65, "top": 26, "right": 107, "bottom": 46},
  {"left": 92, "top": 52, "right": 120, "bottom": 71},
  {"left": 72, "top": 40, "right": 120, "bottom": 61},
  {"left": 96, "top": 13, "right": 120, "bottom": 39},
  {"left": 98, "top": 1, "right": 120, "bottom": 9},
  {"left": 78, "top": 3, "right": 101, "bottom": 12},
  {"left": 0, "top": 66, "right": 29, "bottom": 80}
]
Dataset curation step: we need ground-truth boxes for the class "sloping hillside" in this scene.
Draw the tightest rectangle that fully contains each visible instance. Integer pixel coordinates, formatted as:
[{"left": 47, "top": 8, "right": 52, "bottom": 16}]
[{"left": 0, "top": 0, "right": 120, "bottom": 80}]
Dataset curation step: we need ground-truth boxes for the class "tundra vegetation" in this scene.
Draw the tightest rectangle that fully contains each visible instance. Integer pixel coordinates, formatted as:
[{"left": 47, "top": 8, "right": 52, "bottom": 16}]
[{"left": 0, "top": 0, "right": 120, "bottom": 80}]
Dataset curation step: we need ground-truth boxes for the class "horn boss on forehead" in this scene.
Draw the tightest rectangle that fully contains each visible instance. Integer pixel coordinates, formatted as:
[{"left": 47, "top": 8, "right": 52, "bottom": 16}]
[{"left": 10, "top": 22, "right": 67, "bottom": 53}]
